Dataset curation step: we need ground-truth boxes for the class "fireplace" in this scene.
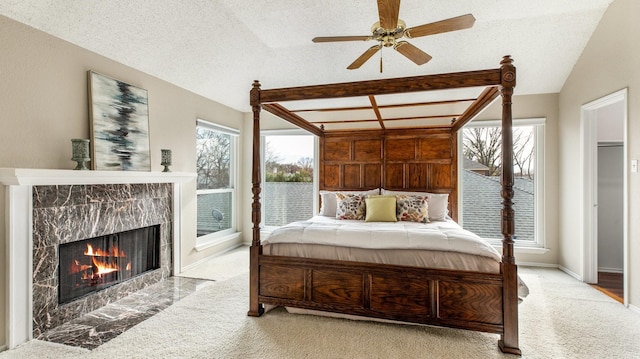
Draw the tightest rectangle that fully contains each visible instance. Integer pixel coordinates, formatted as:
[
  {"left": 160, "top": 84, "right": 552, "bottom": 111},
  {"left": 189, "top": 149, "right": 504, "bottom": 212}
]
[
  {"left": 1, "top": 168, "right": 194, "bottom": 349},
  {"left": 30, "top": 183, "right": 175, "bottom": 337},
  {"left": 58, "top": 225, "right": 161, "bottom": 304}
]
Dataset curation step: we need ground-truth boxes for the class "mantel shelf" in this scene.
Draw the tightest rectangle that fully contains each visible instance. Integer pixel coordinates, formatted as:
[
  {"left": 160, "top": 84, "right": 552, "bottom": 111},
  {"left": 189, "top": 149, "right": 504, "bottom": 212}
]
[{"left": 0, "top": 168, "right": 196, "bottom": 186}]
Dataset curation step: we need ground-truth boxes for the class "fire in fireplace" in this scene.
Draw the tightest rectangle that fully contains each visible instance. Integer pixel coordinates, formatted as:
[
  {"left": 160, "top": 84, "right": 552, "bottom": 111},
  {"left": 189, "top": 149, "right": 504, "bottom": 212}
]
[{"left": 58, "top": 225, "right": 161, "bottom": 304}]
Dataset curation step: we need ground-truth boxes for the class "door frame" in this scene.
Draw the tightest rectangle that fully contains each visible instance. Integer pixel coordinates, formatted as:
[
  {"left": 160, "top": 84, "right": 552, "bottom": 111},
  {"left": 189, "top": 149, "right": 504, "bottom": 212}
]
[{"left": 580, "top": 88, "right": 628, "bottom": 305}]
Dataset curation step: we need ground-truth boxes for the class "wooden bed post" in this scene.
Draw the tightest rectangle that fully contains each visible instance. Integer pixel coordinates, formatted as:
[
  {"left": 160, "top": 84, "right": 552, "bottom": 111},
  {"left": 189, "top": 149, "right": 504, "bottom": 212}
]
[
  {"left": 498, "top": 56, "right": 520, "bottom": 355},
  {"left": 248, "top": 80, "right": 264, "bottom": 317}
]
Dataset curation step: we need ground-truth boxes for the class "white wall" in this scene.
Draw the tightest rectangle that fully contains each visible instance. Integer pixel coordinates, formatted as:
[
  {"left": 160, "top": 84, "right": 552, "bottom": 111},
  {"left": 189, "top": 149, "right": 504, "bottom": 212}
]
[
  {"left": 0, "top": 15, "right": 245, "bottom": 348},
  {"left": 558, "top": 0, "right": 639, "bottom": 307}
]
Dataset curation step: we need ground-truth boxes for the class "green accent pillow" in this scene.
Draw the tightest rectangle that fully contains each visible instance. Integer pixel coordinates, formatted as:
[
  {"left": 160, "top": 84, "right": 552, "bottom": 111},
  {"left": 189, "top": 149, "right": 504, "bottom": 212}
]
[{"left": 365, "top": 195, "right": 397, "bottom": 222}]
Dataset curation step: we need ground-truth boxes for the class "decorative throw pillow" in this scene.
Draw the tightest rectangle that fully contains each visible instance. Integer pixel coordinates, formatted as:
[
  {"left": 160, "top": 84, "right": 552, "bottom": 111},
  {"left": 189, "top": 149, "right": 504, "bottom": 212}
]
[
  {"left": 335, "top": 193, "right": 366, "bottom": 220},
  {"left": 395, "top": 194, "right": 429, "bottom": 223},
  {"left": 382, "top": 189, "right": 448, "bottom": 221},
  {"left": 319, "top": 189, "right": 379, "bottom": 217},
  {"left": 364, "top": 195, "right": 397, "bottom": 222}
]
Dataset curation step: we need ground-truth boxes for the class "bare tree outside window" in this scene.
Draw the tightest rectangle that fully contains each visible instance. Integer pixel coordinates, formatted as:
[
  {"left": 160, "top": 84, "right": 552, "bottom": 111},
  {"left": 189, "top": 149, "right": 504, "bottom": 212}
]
[
  {"left": 463, "top": 127, "right": 502, "bottom": 176},
  {"left": 462, "top": 125, "right": 537, "bottom": 242},
  {"left": 463, "top": 127, "right": 535, "bottom": 179},
  {"left": 196, "top": 128, "right": 231, "bottom": 190},
  {"left": 196, "top": 124, "right": 235, "bottom": 237},
  {"left": 513, "top": 127, "right": 535, "bottom": 179}
]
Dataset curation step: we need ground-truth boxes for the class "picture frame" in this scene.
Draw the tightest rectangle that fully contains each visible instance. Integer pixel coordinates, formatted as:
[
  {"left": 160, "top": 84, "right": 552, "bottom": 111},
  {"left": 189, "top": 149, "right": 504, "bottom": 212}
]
[{"left": 88, "top": 71, "right": 151, "bottom": 171}]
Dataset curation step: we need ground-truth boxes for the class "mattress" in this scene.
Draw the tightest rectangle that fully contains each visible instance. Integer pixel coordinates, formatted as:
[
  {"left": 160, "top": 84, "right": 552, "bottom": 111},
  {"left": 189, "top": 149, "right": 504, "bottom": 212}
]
[{"left": 262, "top": 216, "right": 502, "bottom": 273}]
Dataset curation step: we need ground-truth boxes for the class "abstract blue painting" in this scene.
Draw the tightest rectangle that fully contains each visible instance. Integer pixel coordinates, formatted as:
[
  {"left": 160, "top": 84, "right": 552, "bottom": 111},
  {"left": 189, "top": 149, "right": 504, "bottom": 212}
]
[{"left": 88, "top": 71, "right": 151, "bottom": 171}]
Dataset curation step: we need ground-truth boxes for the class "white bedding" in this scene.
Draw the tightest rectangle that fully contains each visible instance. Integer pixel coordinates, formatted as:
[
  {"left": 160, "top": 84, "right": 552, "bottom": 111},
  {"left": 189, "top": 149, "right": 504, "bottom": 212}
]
[{"left": 263, "top": 216, "right": 501, "bottom": 262}]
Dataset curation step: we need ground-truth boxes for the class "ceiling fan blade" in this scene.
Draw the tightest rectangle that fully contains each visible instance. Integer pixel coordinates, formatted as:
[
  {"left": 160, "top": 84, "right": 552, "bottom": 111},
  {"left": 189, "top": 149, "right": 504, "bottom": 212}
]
[
  {"left": 312, "top": 36, "right": 372, "bottom": 43},
  {"left": 394, "top": 41, "right": 432, "bottom": 65},
  {"left": 347, "top": 45, "right": 381, "bottom": 70},
  {"left": 405, "top": 14, "right": 475, "bottom": 38},
  {"left": 377, "top": 0, "right": 401, "bottom": 29}
]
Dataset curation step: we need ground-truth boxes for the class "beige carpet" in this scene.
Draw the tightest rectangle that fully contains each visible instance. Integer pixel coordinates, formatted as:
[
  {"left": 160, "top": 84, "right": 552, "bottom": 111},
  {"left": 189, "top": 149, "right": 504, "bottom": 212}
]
[{"left": 3, "top": 267, "right": 640, "bottom": 358}]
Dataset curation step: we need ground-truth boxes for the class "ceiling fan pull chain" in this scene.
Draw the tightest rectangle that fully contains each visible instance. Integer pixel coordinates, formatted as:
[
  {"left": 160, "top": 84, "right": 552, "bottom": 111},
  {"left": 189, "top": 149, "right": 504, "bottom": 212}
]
[{"left": 380, "top": 51, "right": 383, "bottom": 73}]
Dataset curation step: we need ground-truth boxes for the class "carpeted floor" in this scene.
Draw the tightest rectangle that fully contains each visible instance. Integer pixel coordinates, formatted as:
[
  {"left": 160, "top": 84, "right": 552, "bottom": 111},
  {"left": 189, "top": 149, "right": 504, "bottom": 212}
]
[{"left": 2, "top": 266, "right": 640, "bottom": 358}]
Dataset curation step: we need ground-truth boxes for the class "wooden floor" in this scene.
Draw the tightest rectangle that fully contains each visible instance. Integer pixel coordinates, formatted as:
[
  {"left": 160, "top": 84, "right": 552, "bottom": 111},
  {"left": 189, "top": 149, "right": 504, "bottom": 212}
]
[{"left": 591, "top": 272, "right": 623, "bottom": 303}]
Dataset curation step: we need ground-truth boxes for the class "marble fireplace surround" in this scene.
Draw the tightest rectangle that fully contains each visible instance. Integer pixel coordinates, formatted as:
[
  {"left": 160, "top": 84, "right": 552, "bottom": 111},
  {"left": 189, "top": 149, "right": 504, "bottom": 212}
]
[{"left": 1, "top": 168, "right": 195, "bottom": 349}]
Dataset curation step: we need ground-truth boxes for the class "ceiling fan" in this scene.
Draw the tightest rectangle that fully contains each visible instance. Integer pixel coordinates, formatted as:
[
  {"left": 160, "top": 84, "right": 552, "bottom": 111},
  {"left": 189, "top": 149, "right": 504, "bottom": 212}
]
[{"left": 312, "top": 0, "right": 475, "bottom": 70}]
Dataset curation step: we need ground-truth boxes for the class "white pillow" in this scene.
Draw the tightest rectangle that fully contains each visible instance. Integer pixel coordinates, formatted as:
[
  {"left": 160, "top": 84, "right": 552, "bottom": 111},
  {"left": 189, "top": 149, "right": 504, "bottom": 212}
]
[
  {"left": 381, "top": 189, "right": 449, "bottom": 221},
  {"left": 319, "top": 189, "right": 379, "bottom": 217}
]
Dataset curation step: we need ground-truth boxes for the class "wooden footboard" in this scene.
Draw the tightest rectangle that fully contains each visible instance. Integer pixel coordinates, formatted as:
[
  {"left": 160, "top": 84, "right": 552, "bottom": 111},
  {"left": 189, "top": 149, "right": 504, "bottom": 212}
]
[{"left": 252, "top": 252, "right": 506, "bottom": 334}]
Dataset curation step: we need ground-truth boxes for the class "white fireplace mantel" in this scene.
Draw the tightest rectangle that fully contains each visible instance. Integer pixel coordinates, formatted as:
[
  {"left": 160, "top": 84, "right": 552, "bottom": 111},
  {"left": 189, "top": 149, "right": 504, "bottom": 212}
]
[
  {"left": 1, "top": 168, "right": 196, "bottom": 349},
  {"left": 0, "top": 168, "right": 195, "bottom": 186}
]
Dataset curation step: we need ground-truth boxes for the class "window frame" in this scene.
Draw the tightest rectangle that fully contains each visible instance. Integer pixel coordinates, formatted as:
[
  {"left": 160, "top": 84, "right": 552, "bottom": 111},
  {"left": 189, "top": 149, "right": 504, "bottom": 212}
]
[
  {"left": 458, "top": 117, "right": 546, "bottom": 249},
  {"left": 195, "top": 119, "right": 240, "bottom": 249},
  {"left": 260, "top": 129, "right": 318, "bottom": 229}
]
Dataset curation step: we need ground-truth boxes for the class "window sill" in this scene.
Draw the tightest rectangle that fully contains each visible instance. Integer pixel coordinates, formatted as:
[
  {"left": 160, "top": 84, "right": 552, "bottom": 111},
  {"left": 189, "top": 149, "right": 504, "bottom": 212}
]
[{"left": 195, "top": 232, "right": 241, "bottom": 252}]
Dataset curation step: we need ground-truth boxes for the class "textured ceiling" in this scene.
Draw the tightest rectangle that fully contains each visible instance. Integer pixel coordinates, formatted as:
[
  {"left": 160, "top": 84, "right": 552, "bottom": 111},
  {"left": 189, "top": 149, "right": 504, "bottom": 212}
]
[{"left": 0, "top": 0, "right": 614, "bottom": 112}]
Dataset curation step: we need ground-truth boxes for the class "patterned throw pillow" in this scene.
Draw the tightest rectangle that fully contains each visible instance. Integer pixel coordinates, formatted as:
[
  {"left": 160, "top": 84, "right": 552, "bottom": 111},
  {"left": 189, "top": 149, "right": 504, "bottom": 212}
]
[
  {"left": 395, "top": 194, "right": 429, "bottom": 223},
  {"left": 335, "top": 193, "right": 366, "bottom": 220}
]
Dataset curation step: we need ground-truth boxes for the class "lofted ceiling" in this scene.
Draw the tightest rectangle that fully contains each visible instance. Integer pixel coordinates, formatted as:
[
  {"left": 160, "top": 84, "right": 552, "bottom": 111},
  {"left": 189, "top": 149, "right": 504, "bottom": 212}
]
[{"left": 0, "top": 0, "right": 614, "bottom": 115}]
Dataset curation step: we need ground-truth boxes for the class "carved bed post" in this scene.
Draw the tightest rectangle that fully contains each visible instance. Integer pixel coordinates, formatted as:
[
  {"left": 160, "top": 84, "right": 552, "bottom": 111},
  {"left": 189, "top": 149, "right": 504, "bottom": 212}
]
[
  {"left": 248, "top": 80, "right": 264, "bottom": 317},
  {"left": 498, "top": 56, "right": 520, "bottom": 355}
]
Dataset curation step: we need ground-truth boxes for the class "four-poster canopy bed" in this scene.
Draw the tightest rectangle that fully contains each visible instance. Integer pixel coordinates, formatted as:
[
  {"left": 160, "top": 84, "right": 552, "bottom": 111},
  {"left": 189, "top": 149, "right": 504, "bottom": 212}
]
[{"left": 248, "top": 55, "right": 521, "bottom": 355}]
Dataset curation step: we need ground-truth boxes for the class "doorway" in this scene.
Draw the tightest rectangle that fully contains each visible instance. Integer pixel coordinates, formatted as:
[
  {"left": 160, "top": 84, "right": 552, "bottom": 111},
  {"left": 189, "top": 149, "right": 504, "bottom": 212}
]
[{"left": 581, "top": 88, "right": 628, "bottom": 305}]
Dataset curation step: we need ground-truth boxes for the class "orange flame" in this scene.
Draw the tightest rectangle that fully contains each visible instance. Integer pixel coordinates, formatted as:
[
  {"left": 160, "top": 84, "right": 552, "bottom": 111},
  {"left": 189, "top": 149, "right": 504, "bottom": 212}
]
[
  {"left": 92, "top": 257, "right": 119, "bottom": 276},
  {"left": 84, "top": 244, "right": 127, "bottom": 258}
]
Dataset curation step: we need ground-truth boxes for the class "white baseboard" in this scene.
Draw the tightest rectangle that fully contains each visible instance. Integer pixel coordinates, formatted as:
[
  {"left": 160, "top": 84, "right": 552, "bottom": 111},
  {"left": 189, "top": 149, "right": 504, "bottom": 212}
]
[
  {"left": 629, "top": 304, "right": 640, "bottom": 316},
  {"left": 558, "top": 265, "right": 583, "bottom": 281}
]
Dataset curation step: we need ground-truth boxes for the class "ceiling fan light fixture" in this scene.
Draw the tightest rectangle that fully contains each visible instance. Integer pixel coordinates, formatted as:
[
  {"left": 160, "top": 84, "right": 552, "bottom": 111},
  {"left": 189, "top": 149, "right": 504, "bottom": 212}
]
[
  {"left": 371, "top": 19, "right": 406, "bottom": 43},
  {"left": 311, "top": 1, "right": 474, "bottom": 70}
]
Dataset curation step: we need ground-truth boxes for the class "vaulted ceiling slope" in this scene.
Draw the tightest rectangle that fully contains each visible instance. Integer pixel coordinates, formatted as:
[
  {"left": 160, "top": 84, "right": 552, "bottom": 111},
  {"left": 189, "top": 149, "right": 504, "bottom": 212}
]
[{"left": 0, "top": 0, "right": 614, "bottom": 112}]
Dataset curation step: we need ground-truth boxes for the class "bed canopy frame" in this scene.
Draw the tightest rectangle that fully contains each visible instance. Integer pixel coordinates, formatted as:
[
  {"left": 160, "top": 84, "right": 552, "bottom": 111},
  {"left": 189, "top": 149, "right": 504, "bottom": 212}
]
[{"left": 248, "top": 56, "right": 520, "bottom": 355}]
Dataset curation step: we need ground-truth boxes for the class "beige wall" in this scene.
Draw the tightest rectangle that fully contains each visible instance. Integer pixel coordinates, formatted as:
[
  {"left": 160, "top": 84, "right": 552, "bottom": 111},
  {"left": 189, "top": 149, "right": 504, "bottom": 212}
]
[
  {"left": 558, "top": 0, "right": 639, "bottom": 308},
  {"left": 0, "top": 15, "right": 245, "bottom": 348},
  {"left": 475, "top": 93, "right": 560, "bottom": 266}
]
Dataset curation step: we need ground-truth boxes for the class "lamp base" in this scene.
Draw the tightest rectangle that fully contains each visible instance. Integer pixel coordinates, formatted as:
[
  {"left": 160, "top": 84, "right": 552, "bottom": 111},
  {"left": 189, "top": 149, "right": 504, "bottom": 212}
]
[{"left": 162, "top": 165, "right": 171, "bottom": 172}]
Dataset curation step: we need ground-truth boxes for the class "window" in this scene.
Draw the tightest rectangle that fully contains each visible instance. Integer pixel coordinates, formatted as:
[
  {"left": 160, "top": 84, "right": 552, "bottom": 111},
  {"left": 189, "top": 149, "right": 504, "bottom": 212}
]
[
  {"left": 196, "top": 119, "right": 238, "bottom": 243},
  {"left": 261, "top": 131, "right": 316, "bottom": 227},
  {"left": 460, "top": 118, "right": 545, "bottom": 247}
]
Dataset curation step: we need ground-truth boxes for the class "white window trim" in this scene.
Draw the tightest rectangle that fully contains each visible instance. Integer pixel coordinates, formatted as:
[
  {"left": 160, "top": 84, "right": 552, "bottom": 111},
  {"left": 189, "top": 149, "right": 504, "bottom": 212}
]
[
  {"left": 260, "top": 129, "right": 319, "bottom": 230},
  {"left": 459, "top": 117, "right": 546, "bottom": 249},
  {"left": 196, "top": 119, "right": 240, "bottom": 248}
]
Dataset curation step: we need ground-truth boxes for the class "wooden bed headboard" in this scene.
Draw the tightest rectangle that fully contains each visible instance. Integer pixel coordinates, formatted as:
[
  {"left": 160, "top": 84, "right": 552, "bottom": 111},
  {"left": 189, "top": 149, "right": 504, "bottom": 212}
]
[{"left": 320, "top": 127, "right": 457, "bottom": 220}]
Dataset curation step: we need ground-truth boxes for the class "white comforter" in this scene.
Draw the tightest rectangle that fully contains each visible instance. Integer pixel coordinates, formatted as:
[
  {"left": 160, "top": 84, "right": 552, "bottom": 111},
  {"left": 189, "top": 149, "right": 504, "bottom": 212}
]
[{"left": 263, "top": 216, "right": 501, "bottom": 262}]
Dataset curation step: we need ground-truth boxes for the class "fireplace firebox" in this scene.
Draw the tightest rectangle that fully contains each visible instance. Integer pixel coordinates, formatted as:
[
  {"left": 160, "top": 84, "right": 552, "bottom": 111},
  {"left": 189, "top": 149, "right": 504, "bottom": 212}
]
[{"left": 58, "top": 225, "right": 161, "bottom": 304}]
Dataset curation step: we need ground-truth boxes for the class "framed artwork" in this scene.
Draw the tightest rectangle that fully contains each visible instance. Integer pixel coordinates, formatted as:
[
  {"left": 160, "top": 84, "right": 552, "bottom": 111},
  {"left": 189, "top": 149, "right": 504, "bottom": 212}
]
[{"left": 88, "top": 71, "right": 151, "bottom": 171}]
